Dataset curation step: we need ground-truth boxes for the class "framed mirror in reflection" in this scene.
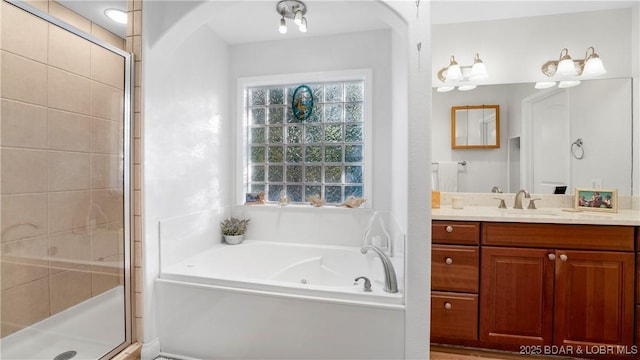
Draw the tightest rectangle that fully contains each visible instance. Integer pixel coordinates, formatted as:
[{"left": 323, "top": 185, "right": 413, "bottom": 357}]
[{"left": 451, "top": 105, "right": 500, "bottom": 149}]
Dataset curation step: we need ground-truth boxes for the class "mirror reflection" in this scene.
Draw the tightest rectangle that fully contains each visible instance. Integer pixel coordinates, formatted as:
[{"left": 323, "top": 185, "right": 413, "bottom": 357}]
[
  {"left": 432, "top": 78, "right": 633, "bottom": 195},
  {"left": 451, "top": 105, "right": 500, "bottom": 149}
]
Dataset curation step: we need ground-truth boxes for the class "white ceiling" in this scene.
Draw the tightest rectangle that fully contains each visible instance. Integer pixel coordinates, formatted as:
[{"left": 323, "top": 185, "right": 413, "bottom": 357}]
[
  {"left": 204, "top": 1, "right": 392, "bottom": 45},
  {"left": 431, "top": 0, "right": 638, "bottom": 25},
  {"left": 55, "top": 0, "right": 638, "bottom": 44},
  {"left": 56, "top": 0, "right": 127, "bottom": 38}
]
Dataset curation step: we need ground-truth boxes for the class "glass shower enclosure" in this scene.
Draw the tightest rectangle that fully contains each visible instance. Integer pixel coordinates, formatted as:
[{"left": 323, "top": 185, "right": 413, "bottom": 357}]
[{"left": 0, "top": 0, "right": 132, "bottom": 358}]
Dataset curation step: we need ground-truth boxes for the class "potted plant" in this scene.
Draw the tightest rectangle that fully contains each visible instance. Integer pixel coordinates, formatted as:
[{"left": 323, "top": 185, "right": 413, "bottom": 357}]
[{"left": 220, "top": 217, "right": 250, "bottom": 245}]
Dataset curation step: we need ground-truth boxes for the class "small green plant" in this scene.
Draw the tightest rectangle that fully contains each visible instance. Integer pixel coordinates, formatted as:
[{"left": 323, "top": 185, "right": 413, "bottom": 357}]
[{"left": 220, "top": 217, "right": 250, "bottom": 236}]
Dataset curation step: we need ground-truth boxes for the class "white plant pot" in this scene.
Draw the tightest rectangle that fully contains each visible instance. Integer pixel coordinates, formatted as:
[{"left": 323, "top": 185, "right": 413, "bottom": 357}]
[{"left": 224, "top": 234, "right": 244, "bottom": 245}]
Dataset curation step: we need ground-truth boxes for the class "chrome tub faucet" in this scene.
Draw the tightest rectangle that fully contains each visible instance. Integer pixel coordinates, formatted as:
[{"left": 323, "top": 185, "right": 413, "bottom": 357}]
[{"left": 360, "top": 245, "right": 398, "bottom": 293}]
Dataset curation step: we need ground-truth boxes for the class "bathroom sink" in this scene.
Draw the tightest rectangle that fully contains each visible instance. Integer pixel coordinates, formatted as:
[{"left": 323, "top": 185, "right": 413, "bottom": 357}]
[{"left": 503, "top": 209, "right": 559, "bottom": 217}]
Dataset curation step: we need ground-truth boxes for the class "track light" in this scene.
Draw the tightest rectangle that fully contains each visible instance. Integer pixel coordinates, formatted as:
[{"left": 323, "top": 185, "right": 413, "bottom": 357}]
[{"left": 276, "top": 0, "right": 308, "bottom": 34}]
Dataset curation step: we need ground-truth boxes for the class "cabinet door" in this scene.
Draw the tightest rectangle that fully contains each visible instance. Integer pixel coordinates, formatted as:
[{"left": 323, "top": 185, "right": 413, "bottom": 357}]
[
  {"left": 554, "top": 250, "right": 635, "bottom": 347},
  {"left": 480, "top": 247, "right": 554, "bottom": 349}
]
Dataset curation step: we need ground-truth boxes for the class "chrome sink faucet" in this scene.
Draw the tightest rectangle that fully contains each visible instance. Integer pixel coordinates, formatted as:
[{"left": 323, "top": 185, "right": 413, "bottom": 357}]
[
  {"left": 360, "top": 245, "right": 398, "bottom": 293},
  {"left": 513, "top": 189, "right": 531, "bottom": 209}
]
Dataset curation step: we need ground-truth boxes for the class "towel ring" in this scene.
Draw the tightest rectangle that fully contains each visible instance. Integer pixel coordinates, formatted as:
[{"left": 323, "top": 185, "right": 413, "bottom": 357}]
[{"left": 571, "top": 138, "right": 584, "bottom": 159}]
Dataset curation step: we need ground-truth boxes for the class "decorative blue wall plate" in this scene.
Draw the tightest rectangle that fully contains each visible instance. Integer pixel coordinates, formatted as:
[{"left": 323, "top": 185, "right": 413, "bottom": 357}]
[{"left": 292, "top": 85, "right": 314, "bottom": 121}]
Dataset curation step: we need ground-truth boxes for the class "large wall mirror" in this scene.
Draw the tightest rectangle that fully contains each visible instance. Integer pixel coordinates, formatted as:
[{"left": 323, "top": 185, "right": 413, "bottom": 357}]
[
  {"left": 451, "top": 105, "right": 500, "bottom": 149},
  {"left": 432, "top": 78, "right": 633, "bottom": 195},
  {"left": 431, "top": 3, "right": 637, "bottom": 196}
]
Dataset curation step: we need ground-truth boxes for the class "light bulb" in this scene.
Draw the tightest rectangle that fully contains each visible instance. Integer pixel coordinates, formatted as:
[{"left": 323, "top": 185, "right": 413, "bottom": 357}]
[
  {"left": 555, "top": 48, "right": 577, "bottom": 77},
  {"left": 279, "top": 17, "right": 287, "bottom": 34},
  {"left": 469, "top": 62, "right": 488, "bottom": 80},
  {"left": 299, "top": 17, "right": 307, "bottom": 32},
  {"left": 469, "top": 54, "right": 488, "bottom": 80},
  {"left": 534, "top": 81, "right": 556, "bottom": 89},
  {"left": 458, "top": 84, "right": 477, "bottom": 91},
  {"left": 556, "top": 59, "right": 577, "bottom": 76},
  {"left": 436, "top": 86, "right": 455, "bottom": 93},
  {"left": 558, "top": 80, "right": 581, "bottom": 88},
  {"left": 294, "top": 9, "right": 303, "bottom": 25},
  {"left": 104, "top": 8, "right": 127, "bottom": 24},
  {"left": 583, "top": 56, "right": 606, "bottom": 76},
  {"left": 445, "top": 56, "right": 463, "bottom": 81},
  {"left": 446, "top": 64, "right": 462, "bottom": 81}
]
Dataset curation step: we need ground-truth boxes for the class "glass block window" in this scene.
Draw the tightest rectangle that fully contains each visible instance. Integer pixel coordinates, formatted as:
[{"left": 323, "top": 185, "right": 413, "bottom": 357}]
[{"left": 246, "top": 80, "right": 365, "bottom": 204}]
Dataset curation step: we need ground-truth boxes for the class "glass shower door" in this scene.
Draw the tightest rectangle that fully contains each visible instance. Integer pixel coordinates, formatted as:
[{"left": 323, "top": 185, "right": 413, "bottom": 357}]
[{"left": 0, "top": 1, "right": 132, "bottom": 358}]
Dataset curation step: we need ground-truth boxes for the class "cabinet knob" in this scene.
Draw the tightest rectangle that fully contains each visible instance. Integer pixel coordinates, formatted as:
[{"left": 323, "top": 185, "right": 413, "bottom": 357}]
[
  {"left": 444, "top": 302, "right": 452, "bottom": 310},
  {"left": 547, "top": 253, "right": 556, "bottom": 261},
  {"left": 445, "top": 225, "right": 453, "bottom": 233},
  {"left": 445, "top": 257, "right": 453, "bottom": 265},
  {"left": 559, "top": 254, "right": 568, "bottom": 262}
]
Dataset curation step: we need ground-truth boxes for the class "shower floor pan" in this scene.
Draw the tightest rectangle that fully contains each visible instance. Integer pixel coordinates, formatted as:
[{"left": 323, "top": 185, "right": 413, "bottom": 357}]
[{"left": 0, "top": 286, "right": 125, "bottom": 360}]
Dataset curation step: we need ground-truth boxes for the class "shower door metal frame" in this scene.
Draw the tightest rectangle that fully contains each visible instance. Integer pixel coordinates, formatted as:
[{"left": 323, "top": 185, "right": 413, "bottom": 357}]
[{"left": 4, "top": 1, "right": 134, "bottom": 358}]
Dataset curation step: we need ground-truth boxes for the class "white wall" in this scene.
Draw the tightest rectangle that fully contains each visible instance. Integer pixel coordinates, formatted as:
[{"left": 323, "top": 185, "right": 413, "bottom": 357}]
[
  {"left": 142, "top": 2, "right": 429, "bottom": 359},
  {"left": 634, "top": 4, "right": 640, "bottom": 200},
  {"left": 432, "top": 8, "right": 633, "bottom": 85},
  {"left": 143, "top": 3, "right": 231, "bottom": 353},
  {"left": 569, "top": 78, "right": 633, "bottom": 194},
  {"left": 229, "top": 30, "right": 393, "bottom": 212}
]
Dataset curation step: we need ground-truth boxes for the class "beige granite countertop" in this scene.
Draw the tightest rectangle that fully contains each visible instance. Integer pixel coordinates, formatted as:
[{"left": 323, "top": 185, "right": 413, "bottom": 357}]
[
  {"left": 431, "top": 192, "right": 640, "bottom": 226},
  {"left": 432, "top": 206, "right": 640, "bottom": 226}
]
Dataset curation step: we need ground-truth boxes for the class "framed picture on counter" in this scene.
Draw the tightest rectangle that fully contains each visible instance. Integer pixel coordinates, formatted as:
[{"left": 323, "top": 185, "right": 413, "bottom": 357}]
[{"left": 574, "top": 188, "right": 618, "bottom": 213}]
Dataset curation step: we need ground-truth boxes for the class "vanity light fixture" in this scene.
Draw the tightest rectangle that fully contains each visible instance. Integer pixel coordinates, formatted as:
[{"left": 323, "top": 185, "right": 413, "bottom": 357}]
[
  {"left": 276, "top": 0, "right": 308, "bottom": 34},
  {"left": 104, "top": 8, "right": 127, "bottom": 24},
  {"left": 436, "top": 53, "right": 488, "bottom": 92},
  {"left": 536, "top": 47, "right": 606, "bottom": 89}
]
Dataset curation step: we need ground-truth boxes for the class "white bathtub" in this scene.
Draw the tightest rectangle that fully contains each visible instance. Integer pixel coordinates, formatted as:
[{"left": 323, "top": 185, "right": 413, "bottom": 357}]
[
  {"left": 161, "top": 240, "right": 403, "bottom": 305},
  {"left": 156, "top": 240, "right": 405, "bottom": 359},
  {"left": 0, "top": 286, "right": 125, "bottom": 360}
]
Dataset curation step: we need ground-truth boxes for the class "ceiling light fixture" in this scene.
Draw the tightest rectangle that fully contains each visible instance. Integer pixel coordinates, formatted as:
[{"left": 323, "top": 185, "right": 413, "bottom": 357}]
[
  {"left": 104, "top": 8, "right": 127, "bottom": 25},
  {"left": 276, "top": 0, "right": 308, "bottom": 34},
  {"left": 436, "top": 53, "right": 488, "bottom": 92},
  {"left": 537, "top": 47, "right": 606, "bottom": 89}
]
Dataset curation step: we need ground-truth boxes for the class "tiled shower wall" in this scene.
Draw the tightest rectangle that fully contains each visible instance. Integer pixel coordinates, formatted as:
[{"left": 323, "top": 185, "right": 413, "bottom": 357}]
[{"left": 0, "top": 0, "right": 126, "bottom": 337}]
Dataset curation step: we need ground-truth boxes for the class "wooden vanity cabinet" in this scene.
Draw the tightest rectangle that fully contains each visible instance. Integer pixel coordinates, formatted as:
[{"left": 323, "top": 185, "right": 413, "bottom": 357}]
[
  {"left": 481, "top": 223, "right": 636, "bottom": 352},
  {"left": 431, "top": 221, "right": 480, "bottom": 343}
]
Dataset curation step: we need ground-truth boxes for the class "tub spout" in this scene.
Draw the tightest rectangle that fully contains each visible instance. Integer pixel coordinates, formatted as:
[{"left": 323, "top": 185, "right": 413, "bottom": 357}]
[{"left": 360, "top": 245, "right": 398, "bottom": 293}]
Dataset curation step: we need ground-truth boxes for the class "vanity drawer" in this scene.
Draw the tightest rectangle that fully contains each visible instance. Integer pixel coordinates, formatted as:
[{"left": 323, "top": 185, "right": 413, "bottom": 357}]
[
  {"left": 432, "top": 245, "right": 479, "bottom": 293},
  {"left": 482, "top": 222, "right": 635, "bottom": 251},
  {"left": 432, "top": 221, "right": 480, "bottom": 245},
  {"left": 431, "top": 291, "right": 478, "bottom": 341}
]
